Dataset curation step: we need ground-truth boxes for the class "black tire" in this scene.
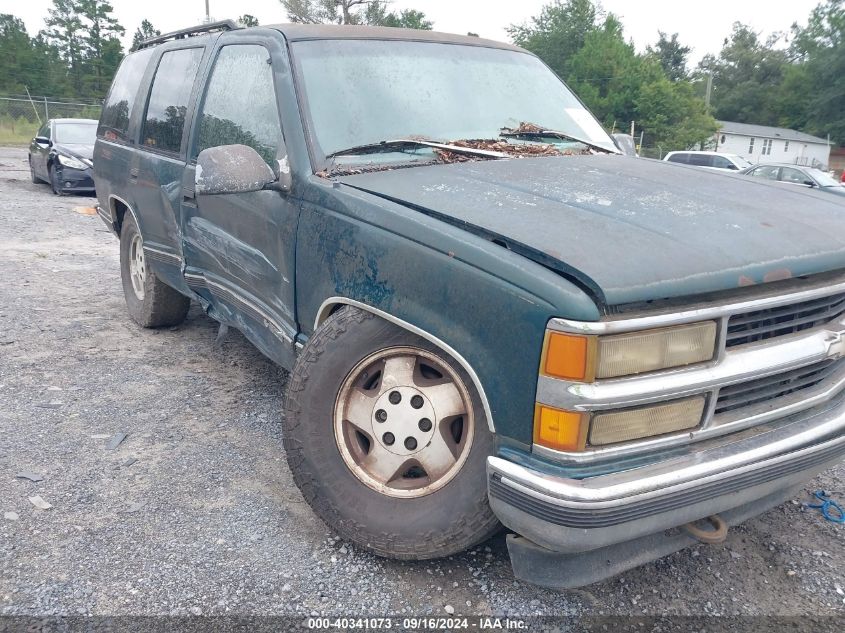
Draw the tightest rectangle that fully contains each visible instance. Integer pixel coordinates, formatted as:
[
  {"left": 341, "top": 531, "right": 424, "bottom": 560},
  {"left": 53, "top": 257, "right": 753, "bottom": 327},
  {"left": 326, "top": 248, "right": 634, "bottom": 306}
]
[
  {"left": 48, "top": 165, "right": 62, "bottom": 195},
  {"left": 119, "top": 213, "right": 191, "bottom": 328},
  {"left": 283, "top": 306, "right": 500, "bottom": 560},
  {"left": 29, "top": 156, "right": 43, "bottom": 184}
]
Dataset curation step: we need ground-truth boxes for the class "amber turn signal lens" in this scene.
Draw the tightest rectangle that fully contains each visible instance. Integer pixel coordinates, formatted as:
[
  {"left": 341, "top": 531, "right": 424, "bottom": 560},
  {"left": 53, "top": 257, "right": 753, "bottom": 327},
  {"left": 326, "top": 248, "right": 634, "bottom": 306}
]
[
  {"left": 533, "top": 405, "right": 587, "bottom": 452},
  {"left": 543, "top": 332, "right": 592, "bottom": 381}
]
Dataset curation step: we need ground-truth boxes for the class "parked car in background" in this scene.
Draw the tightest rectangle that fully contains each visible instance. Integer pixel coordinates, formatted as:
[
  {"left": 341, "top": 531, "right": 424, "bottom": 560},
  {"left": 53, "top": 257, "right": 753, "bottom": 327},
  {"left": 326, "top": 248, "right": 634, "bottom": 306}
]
[
  {"left": 741, "top": 163, "right": 845, "bottom": 199},
  {"left": 663, "top": 150, "right": 751, "bottom": 172},
  {"left": 29, "top": 118, "right": 97, "bottom": 195},
  {"left": 94, "top": 21, "right": 845, "bottom": 589}
]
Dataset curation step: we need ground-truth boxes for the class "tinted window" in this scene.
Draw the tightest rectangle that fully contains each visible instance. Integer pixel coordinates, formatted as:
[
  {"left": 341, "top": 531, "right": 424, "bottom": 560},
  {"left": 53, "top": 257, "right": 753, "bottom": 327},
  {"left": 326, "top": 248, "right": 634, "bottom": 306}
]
[
  {"left": 666, "top": 153, "right": 688, "bottom": 164},
  {"left": 688, "top": 154, "right": 712, "bottom": 167},
  {"left": 194, "top": 45, "right": 282, "bottom": 167},
  {"left": 142, "top": 48, "right": 204, "bottom": 154},
  {"left": 711, "top": 155, "right": 735, "bottom": 169},
  {"left": 99, "top": 48, "right": 154, "bottom": 142},
  {"left": 37, "top": 123, "right": 50, "bottom": 139},
  {"left": 55, "top": 122, "right": 97, "bottom": 144}
]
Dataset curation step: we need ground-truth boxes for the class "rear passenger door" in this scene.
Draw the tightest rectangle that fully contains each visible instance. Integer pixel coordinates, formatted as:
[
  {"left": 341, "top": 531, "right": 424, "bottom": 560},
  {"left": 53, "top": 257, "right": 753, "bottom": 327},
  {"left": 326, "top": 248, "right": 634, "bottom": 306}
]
[
  {"left": 130, "top": 46, "right": 206, "bottom": 287},
  {"left": 181, "top": 38, "right": 299, "bottom": 367}
]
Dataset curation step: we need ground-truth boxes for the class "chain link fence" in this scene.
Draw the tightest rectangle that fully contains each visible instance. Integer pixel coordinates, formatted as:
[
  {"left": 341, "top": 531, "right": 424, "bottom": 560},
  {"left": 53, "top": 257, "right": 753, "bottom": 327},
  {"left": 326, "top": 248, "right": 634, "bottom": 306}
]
[{"left": 0, "top": 95, "right": 102, "bottom": 145}]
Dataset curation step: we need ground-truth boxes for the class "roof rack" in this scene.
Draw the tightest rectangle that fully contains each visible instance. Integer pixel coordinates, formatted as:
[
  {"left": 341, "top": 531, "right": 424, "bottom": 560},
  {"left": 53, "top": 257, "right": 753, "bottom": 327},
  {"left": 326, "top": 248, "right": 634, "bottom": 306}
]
[{"left": 137, "top": 19, "right": 239, "bottom": 50}]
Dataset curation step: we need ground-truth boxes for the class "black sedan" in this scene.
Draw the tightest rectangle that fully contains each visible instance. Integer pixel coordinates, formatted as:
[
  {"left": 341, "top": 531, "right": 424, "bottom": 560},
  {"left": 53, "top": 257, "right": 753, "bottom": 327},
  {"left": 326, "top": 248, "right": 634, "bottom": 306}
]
[
  {"left": 29, "top": 118, "right": 97, "bottom": 195},
  {"left": 740, "top": 162, "right": 845, "bottom": 199}
]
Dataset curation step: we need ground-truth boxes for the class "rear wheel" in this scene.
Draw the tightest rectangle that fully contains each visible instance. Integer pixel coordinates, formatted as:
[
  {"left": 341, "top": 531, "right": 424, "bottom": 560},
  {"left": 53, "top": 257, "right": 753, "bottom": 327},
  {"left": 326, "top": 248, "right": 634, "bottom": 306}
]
[
  {"left": 283, "top": 306, "right": 500, "bottom": 559},
  {"left": 119, "top": 213, "right": 190, "bottom": 328}
]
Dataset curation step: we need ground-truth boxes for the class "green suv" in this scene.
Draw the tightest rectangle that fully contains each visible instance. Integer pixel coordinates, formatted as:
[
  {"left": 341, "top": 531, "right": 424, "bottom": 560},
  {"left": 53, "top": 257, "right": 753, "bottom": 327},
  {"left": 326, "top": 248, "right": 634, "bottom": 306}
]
[{"left": 93, "top": 20, "right": 845, "bottom": 587}]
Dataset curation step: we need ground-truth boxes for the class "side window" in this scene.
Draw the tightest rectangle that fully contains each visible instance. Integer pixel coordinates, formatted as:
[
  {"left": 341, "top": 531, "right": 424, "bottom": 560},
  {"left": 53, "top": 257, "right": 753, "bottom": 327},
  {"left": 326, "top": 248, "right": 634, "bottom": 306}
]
[
  {"left": 688, "top": 154, "right": 710, "bottom": 167},
  {"left": 781, "top": 168, "right": 809, "bottom": 185},
  {"left": 750, "top": 166, "right": 779, "bottom": 180},
  {"left": 38, "top": 123, "right": 50, "bottom": 139},
  {"left": 99, "top": 48, "right": 154, "bottom": 143},
  {"left": 711, "top": 156, "right": 734, "bottom": 169},
  {"left": 194, "top": 44, "right": 282, "bottom": 167},
  {"left": 666, "top": 153, "right": 687, "bottom": 164},
  {"left": 142, "top": 48, "right": 204, "bottom": 154}
]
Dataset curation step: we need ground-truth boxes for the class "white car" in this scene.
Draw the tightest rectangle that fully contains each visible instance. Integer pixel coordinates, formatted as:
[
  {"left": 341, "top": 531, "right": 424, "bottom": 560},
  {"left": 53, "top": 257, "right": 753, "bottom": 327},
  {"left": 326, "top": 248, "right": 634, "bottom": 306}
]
[{"left": 663, "top": 151, "right": 752, "bottom": 172}]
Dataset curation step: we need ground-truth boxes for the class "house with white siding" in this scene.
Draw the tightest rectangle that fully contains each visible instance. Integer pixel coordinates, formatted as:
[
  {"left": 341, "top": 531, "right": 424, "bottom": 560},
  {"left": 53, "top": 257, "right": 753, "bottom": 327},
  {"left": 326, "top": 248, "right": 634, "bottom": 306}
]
[{"left": 715, "top": 121, "right": 831, "bottom": 170}]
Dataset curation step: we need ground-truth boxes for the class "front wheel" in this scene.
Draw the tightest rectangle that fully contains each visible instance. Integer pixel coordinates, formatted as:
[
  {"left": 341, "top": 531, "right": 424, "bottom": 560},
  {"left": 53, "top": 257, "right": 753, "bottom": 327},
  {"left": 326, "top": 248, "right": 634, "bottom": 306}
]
[
  {"left": 119, "top": 213, "right": 191, "bottom": 328},
  {"left": 283, "top": 306, "right": 500, "bottom": 559},
  {"left": 48, "top": 165, "right": 62, "bottom": 195},
  {"left": 29, "top": 156, "right": 43, "bottom": 184}
]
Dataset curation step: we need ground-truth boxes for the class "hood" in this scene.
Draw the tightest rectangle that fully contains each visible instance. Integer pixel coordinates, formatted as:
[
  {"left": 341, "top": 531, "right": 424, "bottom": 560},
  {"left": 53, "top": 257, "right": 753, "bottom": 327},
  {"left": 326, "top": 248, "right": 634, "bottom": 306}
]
[
  {"left": 339, "top": 155, "right": 845, "bottom": 307},
  {"left": 55, "top": 142, "right": 94, "bottom": 162}
]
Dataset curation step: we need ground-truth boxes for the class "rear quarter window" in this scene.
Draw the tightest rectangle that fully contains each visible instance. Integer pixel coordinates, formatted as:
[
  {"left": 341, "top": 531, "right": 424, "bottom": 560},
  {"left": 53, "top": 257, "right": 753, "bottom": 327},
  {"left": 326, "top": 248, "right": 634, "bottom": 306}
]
[
  {"left": 98, "top": 48, "right": 154, "bottom": 143},
  {"left": 142, "top": 47, "right": 204, "bottom": 154},
  {"left": 666, "top": 153, "right": 688, "bottom": 164}
]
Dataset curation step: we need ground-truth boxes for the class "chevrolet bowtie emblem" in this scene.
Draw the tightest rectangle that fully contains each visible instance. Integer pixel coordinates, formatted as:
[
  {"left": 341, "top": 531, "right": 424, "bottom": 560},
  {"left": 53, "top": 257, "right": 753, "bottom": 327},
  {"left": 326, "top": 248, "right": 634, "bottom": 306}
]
[{"left": 824, "top": 331, "right": 845, "bottom": 361}]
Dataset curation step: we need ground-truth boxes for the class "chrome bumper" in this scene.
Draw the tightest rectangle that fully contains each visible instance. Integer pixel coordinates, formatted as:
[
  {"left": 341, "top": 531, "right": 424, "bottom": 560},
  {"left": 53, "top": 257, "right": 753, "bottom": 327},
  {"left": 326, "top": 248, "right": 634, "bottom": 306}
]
[{"left": 488, "top": 395, "right": 845, "bottom": 553}]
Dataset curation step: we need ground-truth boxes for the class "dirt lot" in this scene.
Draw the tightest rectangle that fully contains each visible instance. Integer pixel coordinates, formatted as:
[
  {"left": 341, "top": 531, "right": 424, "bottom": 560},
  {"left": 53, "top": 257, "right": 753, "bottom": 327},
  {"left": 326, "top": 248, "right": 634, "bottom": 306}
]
[{"left": 0, "top": 145, "right": 843, "bottom": 623}]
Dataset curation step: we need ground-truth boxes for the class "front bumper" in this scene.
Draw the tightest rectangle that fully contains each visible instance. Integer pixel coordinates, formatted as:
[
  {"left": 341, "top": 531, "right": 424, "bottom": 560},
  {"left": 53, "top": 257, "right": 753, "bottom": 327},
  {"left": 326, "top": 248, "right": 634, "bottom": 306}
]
[
  {"left": 488, "top": 393, "right": 845, "bottom": 555},
  {"left": 55, "top": 166, "right": 95, "bottom": 193}
]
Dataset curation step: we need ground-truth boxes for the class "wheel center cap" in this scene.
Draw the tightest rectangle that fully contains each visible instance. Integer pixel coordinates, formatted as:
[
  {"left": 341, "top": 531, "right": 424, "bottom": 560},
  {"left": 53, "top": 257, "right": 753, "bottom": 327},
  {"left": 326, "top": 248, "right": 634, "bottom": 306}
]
[{"left": 371, "top": 386, "right": 436, "bottom": 455}]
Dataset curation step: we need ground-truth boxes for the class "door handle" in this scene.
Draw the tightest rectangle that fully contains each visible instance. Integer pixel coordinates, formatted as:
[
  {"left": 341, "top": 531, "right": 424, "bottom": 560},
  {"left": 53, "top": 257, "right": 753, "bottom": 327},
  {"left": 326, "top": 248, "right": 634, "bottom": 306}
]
[
  {"left": 129, "top": 167, "right": 139, "bottom": 181},
  {"left": 182, "top": 186, "right": 195, "bottom": 202}
]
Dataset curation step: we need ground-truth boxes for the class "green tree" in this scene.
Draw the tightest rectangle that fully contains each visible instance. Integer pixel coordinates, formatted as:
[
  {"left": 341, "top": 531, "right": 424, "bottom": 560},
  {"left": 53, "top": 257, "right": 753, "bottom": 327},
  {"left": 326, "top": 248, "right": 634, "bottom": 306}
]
[
  {"left": 0, "top": 14, "right": 35, "bottom": 93},
  {"left": 131, "top": 19, "right": 160, "bottom": 51},
  {"left": 238, "top": 14, "right": 260, "bottom": 27},
  {"left": 379, "top": 9, "right": 432, "bottom": 29},
  {"left": 281, "top": 0, "right": 431, "bottom": 27},
  {"left": 789, "top": 0, "right": 845, "bottom": 144},
  {"left": 43, "top": 0, "right": 84, "bottom": 90},
  {"left": 512, "top": 0, "right": 716, "bottom": 151},
  {"left": 648, "top": 31, "right": 690, "bottom": 81},
  {"left": 508, "top": 0, "right": 599, "bottom": 79},
  {"left": 699, "top": 23, "right": 790, "bottom": 125},
  {"left": 77, "top": 0, "right": 124, "bottom": 96}
]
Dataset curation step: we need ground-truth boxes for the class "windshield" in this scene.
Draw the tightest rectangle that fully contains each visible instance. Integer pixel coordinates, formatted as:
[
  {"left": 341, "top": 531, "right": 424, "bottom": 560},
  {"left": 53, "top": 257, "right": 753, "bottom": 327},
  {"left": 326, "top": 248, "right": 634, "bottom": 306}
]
[
  {"left": 55, "top": 122, "right": 97, "bottom": 145},
  {"left": 808, "top": 168, "right": 840, "bottom": 187},
  {"left": 291, "top": 39, "right": 617, "bottom": 162}
]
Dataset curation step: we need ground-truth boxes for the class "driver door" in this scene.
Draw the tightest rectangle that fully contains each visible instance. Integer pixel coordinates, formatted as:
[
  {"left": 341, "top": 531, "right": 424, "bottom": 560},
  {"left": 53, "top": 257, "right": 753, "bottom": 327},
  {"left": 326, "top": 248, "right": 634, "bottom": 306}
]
[{"left": 181, "top": 39, "right": 300, "bottom": 367}]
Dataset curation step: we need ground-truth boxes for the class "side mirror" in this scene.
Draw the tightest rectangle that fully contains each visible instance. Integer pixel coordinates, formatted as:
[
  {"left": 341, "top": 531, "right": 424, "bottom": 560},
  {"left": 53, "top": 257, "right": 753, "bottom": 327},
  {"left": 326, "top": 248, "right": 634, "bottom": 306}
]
[
  {"left": 804, "top": 180, "right": 816, "bottom": 188},
  {"left": 35, "top": 136, "right": 51, "bottom": 146},
  {"left": 195, "top": 144, "right": 291, "bottom": 196}
]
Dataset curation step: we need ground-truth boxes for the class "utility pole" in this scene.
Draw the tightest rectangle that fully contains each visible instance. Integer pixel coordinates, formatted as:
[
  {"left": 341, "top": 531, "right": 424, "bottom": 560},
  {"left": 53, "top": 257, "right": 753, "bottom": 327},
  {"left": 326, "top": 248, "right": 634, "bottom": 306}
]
[
  {"left": 701, "top": 72, "right": 713, "bottom": 150},
  {"left": 203, "top": 0, "right": 211, "bottom": 23}
]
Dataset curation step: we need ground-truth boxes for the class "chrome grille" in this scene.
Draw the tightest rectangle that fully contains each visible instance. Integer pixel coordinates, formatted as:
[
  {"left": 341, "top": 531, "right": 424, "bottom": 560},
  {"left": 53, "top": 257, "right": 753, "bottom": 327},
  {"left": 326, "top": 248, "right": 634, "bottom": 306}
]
[
  {"left": 726, "top": 292, "right": 845, "bottom": 348},
  {"left": 714, "top": 358, "right": 845, "bottom": 415}
]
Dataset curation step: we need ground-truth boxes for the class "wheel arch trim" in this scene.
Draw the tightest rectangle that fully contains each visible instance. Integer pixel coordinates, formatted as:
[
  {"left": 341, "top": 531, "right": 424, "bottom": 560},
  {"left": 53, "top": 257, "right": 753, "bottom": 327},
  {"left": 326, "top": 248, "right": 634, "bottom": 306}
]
[
  {"left": 314, "top": 297, "right": 495, "bottom": 432},
  {"left": 108, "top": 194, "right": 140, "bottom": 234}
]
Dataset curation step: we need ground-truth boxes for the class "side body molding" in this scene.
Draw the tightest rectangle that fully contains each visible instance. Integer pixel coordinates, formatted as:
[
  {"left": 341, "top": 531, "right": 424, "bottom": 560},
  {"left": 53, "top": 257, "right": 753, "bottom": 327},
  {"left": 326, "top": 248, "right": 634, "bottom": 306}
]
[{"left": 315, "top": 297, "right": 496, "bottom": 432}]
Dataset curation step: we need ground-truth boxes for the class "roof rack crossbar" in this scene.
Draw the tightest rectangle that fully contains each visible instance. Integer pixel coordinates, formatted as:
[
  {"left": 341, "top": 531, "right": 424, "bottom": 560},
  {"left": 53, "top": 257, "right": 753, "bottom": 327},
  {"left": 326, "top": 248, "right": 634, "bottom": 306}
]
[{"left": 137, "top": 19, "right": 239, "bottom": 50}]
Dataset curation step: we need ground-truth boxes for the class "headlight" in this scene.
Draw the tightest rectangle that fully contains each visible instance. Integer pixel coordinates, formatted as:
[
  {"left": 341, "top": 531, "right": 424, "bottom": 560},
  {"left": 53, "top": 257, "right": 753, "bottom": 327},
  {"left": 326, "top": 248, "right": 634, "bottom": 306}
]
[
  {"left": 56, "top": 154, "right": 88, "bottom": 170},
  {"left": 542, "top": 321, "right": 717, "bottom": 381}
]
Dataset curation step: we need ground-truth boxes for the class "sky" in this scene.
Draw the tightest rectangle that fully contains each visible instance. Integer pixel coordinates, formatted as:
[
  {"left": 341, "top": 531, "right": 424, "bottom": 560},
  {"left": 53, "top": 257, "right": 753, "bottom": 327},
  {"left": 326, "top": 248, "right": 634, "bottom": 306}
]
[{"left": 5, "top": 0, "right": 822, "bottom": 65}]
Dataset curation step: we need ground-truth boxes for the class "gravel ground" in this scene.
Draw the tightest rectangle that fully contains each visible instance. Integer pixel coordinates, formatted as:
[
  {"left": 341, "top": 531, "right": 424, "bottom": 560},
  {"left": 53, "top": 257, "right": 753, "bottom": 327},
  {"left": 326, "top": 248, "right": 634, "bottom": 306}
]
[{"left": 0, "top": 145, "right": 843, "bottom": 621}]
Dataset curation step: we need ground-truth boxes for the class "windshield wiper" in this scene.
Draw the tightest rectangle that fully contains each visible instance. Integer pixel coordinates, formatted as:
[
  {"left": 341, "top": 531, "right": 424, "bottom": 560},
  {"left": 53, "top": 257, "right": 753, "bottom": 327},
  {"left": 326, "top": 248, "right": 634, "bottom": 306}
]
[
  {"left": 326, "top": 138, "right": 511, "bottom": 160},
  {"left": 499, "top": 126, "right": 618, "bottom": 155}
]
